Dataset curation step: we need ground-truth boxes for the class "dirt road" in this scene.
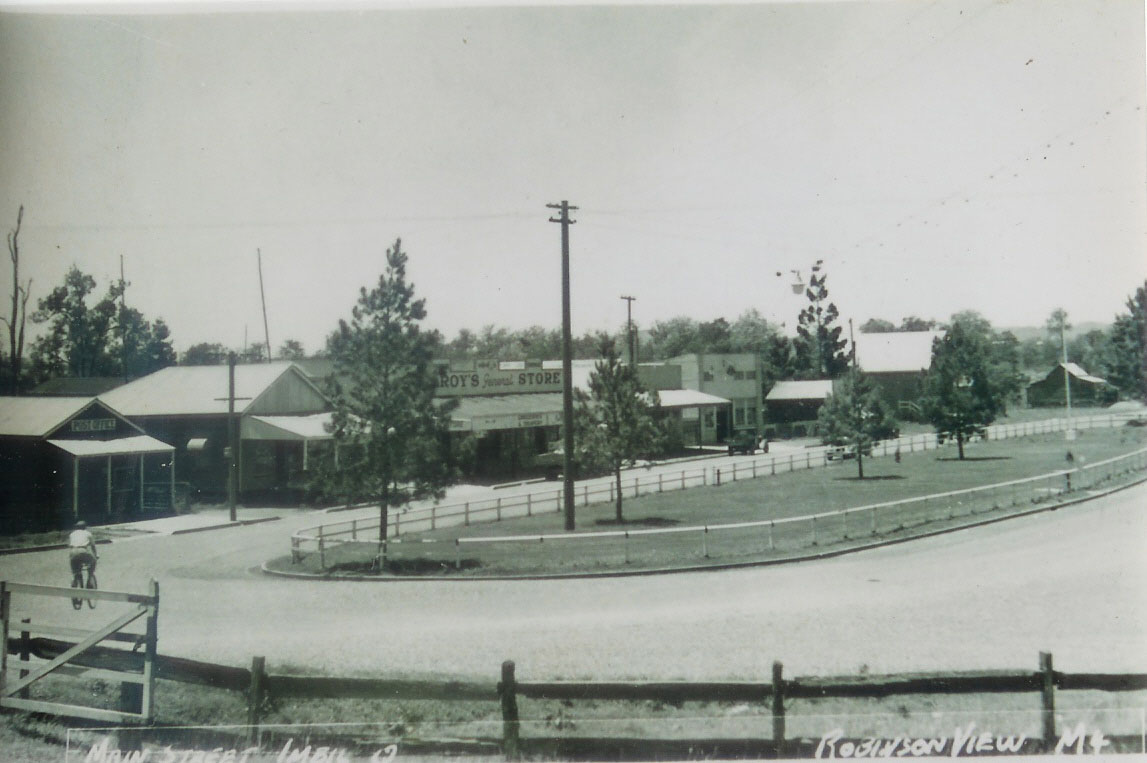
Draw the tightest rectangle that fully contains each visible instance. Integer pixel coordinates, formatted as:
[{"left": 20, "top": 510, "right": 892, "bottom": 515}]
[{"left": 2, "top": 482, "right": 1144, "bottom": 682}]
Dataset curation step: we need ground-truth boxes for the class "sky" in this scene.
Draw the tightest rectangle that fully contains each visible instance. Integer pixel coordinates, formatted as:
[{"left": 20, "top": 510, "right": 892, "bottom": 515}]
[{"left": 0, "top": 0, "right": 1144, "bottom": 356}]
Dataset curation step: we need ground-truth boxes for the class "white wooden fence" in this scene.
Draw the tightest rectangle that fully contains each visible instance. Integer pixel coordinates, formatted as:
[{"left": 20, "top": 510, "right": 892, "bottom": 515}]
[{"left": 290, "top": 412, "right": 1145, "bottom": 567}]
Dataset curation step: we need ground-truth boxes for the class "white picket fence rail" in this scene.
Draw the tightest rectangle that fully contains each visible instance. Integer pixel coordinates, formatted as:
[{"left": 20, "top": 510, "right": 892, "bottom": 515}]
[{"left": 290, "top": 411, "right": 1145, "bottom": 566}]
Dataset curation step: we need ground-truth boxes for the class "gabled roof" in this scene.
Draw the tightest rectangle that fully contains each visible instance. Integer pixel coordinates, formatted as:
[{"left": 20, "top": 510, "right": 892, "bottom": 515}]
[
  {"left": 1045, "top": 362, "right": 1108, "bottom": 385},
  {"left": 0, "top": 397, "right": 137, "bottom": 438},
  {"left": 31, "top": 377, "right": 126, "bottom": 397},
  {"left": 100, "top": 362, "right": 327, "bottom": 417},
  {"left": 766, "top": 380, "right": 834, "bottom": 402},
  {"left": 854, "top": 330, "right": 945, "bottom": 374}
]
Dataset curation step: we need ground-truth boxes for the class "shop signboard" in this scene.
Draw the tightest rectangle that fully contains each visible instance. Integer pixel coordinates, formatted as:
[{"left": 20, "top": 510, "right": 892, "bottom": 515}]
[{"left": 434, "top": 359, "right": 563, "bottom": 397}]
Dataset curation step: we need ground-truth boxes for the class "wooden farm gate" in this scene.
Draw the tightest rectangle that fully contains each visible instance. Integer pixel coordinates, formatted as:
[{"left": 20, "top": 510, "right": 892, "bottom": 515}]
[{"left": 0, "top": 579, "right": 159, "bottom": 724}]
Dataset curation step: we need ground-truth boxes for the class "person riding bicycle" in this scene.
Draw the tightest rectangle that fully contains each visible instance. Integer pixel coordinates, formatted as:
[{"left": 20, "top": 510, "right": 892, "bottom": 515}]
[{"left": 67, "top": 520, "right": 98, "bottom": 579}]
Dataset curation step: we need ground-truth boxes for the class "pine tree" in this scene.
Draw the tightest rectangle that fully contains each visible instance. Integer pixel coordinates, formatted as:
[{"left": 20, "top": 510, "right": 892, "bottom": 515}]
[
  {"left": 794, "top": 263, "right": 850, "bottom": 379},
  {"left": 321, "top": 239, "right": 456, "bottom": 568},
  {"left": 816, "top": 369, "right": 898, "bottom": 479},
  {"left": 575, "top": 339, "right": 664, "bottom": 523}
]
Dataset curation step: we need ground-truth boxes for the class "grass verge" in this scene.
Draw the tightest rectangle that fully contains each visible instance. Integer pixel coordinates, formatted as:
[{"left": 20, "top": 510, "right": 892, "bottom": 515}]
[{"left": 267, "top": 427, "right": 1147, "bottom": 577}]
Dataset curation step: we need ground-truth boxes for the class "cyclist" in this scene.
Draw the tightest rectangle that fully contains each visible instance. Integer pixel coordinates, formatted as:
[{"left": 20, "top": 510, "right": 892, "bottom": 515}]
[{"left": 68, "top": 520, "right": 98, "bottom": 582}]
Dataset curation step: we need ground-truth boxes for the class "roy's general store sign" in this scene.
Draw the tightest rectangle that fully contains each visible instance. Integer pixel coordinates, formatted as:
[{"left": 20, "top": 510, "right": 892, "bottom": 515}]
[{"left": 434, "top": 360, "right": 562, "bottom": 397}]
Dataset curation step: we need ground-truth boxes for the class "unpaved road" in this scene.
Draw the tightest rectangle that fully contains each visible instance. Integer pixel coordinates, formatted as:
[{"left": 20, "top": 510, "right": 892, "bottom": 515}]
[{"left": 2, "top": 482, "right": 1144, "bottom": 681}]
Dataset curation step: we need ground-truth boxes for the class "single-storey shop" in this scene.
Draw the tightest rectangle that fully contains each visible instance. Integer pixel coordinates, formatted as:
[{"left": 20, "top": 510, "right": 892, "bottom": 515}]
[{"left": 0, "top": 396, "right": 175, "bottom": 533}]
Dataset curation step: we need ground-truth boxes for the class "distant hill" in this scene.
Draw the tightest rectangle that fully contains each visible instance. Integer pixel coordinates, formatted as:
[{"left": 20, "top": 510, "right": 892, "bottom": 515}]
[{"left": 1001, "top": 321, "right": 1110, "bottom": 342}]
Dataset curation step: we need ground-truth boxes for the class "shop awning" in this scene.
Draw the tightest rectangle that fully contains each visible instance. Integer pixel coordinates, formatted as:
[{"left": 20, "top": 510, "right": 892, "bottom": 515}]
[
  {"left": 243, "top": 413, "right": 334, "bottom": 442},
  {"left": 654, "top": 389, "right": 731, "bottom": 409},
  {"left": 48, "top": 435, "right": 174, "bottom": 457},
  {"left": 450, "top": 393, "right": 565, "bottom": 433}
]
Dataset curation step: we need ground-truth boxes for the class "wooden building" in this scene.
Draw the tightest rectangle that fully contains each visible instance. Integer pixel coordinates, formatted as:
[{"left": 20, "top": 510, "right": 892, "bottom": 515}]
[
  {"left": 0, "top": 396, "right": 175, "bottom": 533},
  {"left": 99, "top": 362, "right": 331, "bottom": 502}
]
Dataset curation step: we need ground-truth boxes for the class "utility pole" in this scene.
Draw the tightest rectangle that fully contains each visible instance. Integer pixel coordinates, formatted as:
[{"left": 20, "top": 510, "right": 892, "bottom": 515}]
[
  {"left": 257, "top": 249, "right": 272, "bottom": 362},
  {"left": 1061, "top": 320, "right": 1074, "bottom": 441},
  {"left": 228, "top": 353, "right": 238, "bottom": 521},
  {"left": 548, "top": 200, "right": 578, "bottom": 531},
  {"left": 620, "top": 295, "right": 636, "bottom": 367},
  {"left": 214, "top": 354, "right": 251, "bottom": 521}
]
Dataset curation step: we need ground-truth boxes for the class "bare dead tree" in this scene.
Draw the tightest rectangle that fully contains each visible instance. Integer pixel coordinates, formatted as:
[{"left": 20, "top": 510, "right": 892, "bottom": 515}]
[{"left": 2, "top": 205, "right": 32, "bottom": 394}]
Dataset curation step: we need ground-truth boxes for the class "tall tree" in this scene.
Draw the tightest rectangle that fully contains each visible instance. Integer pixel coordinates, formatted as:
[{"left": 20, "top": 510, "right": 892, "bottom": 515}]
[
  {"left": 794, "top": 262, "right": 850, "bottom": 378},
  {"left": 30, "top": 267, "right": 118, "bottom": 379},
  {"left": 859, "top": 318, "right": 897, "bottom": 334},
  {"left": 278, "top": 339, "right": 307, "bottom": 360},
  {"left": 899, "top": 316, "right": 938, "bottom": 332},
  {"left": 1108, "top": 281, "right": 1147, "bottom": 401},
  {"left": 646, "top": 316, "right": 702, "bottom": 359},
  {"left": 181, "top": 342, "right": 230, "bottom": 366},
  {"left": 574, "top": 339, "right": 664, "bottom": 523},
  {"left": 923, "top": 323, "right": 1008, "bottom": 459},
  {"left": 321, "top": 239, "right": 456, "bottom": 569},
  {"left": 3, "top": 205, "right": 31, "bottom": 393},
  {"left": 816, "top": 369, "right": 898, "bottom": 479}
]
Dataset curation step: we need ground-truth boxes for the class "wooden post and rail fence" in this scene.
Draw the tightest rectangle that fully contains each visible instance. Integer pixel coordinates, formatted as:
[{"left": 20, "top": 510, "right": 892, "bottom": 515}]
[
  {"left": 5, "top": 630, "right": 1146, "bottom": 757},
  {"left": 291, "top": 412, "right": 1147, "bottom": 567}
]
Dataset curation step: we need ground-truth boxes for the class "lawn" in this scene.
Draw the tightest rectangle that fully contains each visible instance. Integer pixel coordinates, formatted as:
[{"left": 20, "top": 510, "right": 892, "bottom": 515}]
[{"left": 269, "top": 425, "right": 1147, "bottom": 577}]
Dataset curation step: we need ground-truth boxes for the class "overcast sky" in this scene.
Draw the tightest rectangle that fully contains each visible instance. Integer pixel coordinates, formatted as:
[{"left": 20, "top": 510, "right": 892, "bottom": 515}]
[{"left": 1, "top": 0, "right": 1144, "bottom": 356}]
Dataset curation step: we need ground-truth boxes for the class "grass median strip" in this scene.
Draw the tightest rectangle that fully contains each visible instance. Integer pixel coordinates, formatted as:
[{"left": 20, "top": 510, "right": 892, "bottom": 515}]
[{"left": 266, "top": 427, "right": 1147, "bottom": 577}]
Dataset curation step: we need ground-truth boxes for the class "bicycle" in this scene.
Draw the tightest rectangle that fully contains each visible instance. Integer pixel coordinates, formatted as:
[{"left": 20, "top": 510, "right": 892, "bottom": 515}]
[{"left": 71, "top": 560, "right": 97, "bottom": 610}]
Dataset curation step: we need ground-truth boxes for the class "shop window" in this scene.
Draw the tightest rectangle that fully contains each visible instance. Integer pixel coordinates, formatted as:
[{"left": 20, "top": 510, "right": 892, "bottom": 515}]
[
  {"left": 735, "top": 407, "right": 745, "bottom": 426},
  {"left": 704, "top": 411, "right": 715, "bottom": 427}
]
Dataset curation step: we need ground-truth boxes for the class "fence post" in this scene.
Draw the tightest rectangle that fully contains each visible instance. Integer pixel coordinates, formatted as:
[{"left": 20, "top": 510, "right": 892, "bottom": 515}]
[
  {"left": 19, "top": 618, "right": 30, "bottom": 699},
  {"left": 624, "top": 531, "right": 629, "bottom": 564},
  {"left": 1040, "top": 652, "right": 1056, "bottom": 752},
  {"left": 806, "top": 452, "right": 811, "bottom": 469},
  {"left": 527, "top": 493, "right": 532, "bottom": 517},
  {"left": 842, "top": 509, "right": 849, "bottom": 539},
  {"left": 499, "top": 660, "right": 520, "bottom": 759},
  {"left": 772, "top": 661, "right": 786, "bottom": 757},
  {"left": 465, "top": 502, "right": 471, "bottom": 526},
  {"left": 682, "top": 471, "right": 686, "bottom": 490},
  {"left": 247, "top": 655, "right": 266, "bottom": 745},
  {"left": 771, "top": 458, "right": 776, "bottom": 476},
  {"left": 870, "top": 505, "right": 877, "bottom": 536},
  {"left": 318, "top": 527, "right": 326, "bottom": 570},
  {"left": 395, "top": 511, "right": 400, "bottom": 536},
  {"left": 716, "top": 469, "right": 721, "bottom": 487},
  {"left": 497, "top": 497, "right": 502, "bottom": 521},
  {"left": 702, "top": 526, "right": 709, "bottom": 557},
  {"left": 811, "top": 515, "right": 818, "bottom": 546},
  {"left": 609, "top": 481, "right": 615, "bottom": 503},
  {"left": 431, "top": 504, "right": 437, "bottom": 530},
  {"left": 659, "top": 473, "right": 663, "bottom": 493},
  {"left": 789, "top": 454, "right": 794, "bottom": 472},
  {"left": 769, "top": 520, "right": 775, "bottom": 551},
  {"left": 455, "top": 539, "right": 461, "bottom": 570},
  {"left": 351, "top": 519, "right": 358, "bottom": 540},
  {"left": 752, "top": 460, "right": 757, "bottom": 478},
  {"left": 634, "top": 477, "right": 639, "bottom": 498},
  {"left": 583, "top": 484, "right": 589, "bottom": 507}
]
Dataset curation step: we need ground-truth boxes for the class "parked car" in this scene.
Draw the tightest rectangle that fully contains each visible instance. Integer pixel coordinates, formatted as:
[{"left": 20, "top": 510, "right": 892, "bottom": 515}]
[{"left": 726, "top": 431, "right": 760, "bottom": 456}]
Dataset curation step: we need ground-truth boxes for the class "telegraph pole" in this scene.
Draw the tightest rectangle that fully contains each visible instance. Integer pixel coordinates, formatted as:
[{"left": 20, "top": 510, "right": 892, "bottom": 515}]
[
  {"left": 620, "top": 295, "right": 636, "bottom": 367},
  {"left": 548, "top": 200, "right": 578, "bottom": 531},
  {"left": 227, "top": 353, "right": 238, "bottom": 521}
]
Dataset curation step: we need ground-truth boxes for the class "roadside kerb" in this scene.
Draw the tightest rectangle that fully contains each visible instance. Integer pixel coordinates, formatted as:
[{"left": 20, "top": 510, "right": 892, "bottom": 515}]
[{"left": 263, "top": 448, "right": 1147, "bottom": 581}]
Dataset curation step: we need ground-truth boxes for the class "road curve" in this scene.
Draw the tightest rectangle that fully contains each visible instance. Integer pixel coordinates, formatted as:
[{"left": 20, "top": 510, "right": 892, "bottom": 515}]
[{"left": 1, "top": 482, "right": 1144, "bottom": 682}]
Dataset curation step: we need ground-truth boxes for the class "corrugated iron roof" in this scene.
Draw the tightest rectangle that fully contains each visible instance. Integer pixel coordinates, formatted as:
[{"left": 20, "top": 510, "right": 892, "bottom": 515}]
[
  {"left": 854, "top": 330, "right": 944, "bottom": 373},
  {"left": 1062, "top": 362, "right": 1108, "bottom": 385},
  {"left": 655, "top": 389, "right": 730, "bottom": 408},
  {"left": 49, "top": 435, "right": 173, "bottom": 457},
  {"left": 245, "top": 413, "right": 334, "bottom": 441},
  {"left": 0, "top": 397, "right": 106, "bottom": 438},
  {"left": 766, "top": 380, "right": 834, "bottom": 401},
  {"left": 99, "top": 362, "right": 319, "bottom": 417}
]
